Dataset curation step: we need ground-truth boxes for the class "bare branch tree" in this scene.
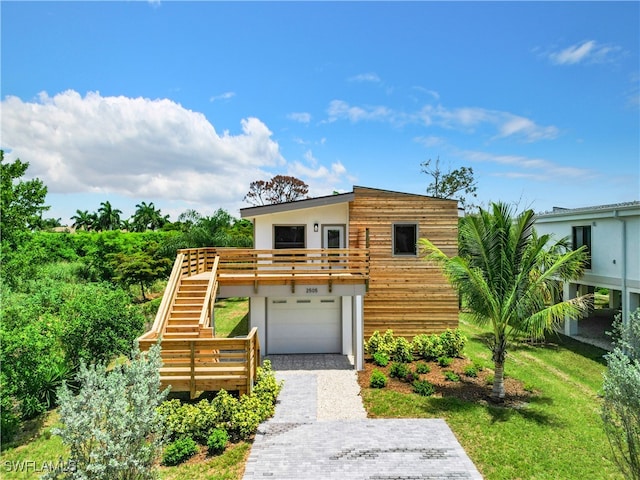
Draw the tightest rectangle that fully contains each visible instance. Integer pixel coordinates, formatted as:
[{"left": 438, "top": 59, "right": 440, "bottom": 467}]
[{"left": 244, "top": 175, "right": 309, "bottom": 206}]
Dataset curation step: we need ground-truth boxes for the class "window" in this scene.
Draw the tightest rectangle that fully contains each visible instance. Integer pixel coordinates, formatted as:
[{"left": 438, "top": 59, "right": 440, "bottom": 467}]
[
  {"left": 393, "top": 223, "right": 418, "bottom": 256},
  {"left": 274, "top": 225, "right": 305, "bottom": 249},
  {"left": 572, "top": 225, "right": 591, "bottom": 269}
]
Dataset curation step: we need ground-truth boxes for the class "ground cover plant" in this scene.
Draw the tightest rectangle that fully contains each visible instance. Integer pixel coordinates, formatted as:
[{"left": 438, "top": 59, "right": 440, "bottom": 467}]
[{"left": 359, "top": 318, "right": 622, "bottom": 479}]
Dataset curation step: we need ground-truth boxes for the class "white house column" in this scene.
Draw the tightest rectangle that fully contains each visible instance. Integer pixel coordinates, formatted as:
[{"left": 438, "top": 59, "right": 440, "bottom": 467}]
[
  {"left": 353, "top": 295, "right": 364, "bottom": 370},
  {"left": 564, "top": 283, "right": 579, "bottom": 336},
  {"left": 341, "top": 296, "right": 353, "bottom": 356}
]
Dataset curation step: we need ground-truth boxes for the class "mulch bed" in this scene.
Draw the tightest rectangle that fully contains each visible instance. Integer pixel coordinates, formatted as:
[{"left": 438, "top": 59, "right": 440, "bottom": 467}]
[{"left": 357, "top": 356, "right": 532, "bottom": 408}]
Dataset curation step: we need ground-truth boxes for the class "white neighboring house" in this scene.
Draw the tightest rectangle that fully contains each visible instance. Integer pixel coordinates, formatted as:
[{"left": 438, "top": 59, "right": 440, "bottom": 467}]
[{"left": 535, "top": 201, "right": 640, "bottom": 335}]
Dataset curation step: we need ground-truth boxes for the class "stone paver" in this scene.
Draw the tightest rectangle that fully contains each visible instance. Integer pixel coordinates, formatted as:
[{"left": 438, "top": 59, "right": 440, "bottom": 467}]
[{"left": 244, "top": 355, "right": 483, "bottom": 480}]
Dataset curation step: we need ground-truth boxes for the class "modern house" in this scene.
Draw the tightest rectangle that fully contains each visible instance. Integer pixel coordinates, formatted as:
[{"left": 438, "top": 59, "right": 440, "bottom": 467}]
[
  {"left": 139, "top": 186, "right": 459, "bottom": 396},
  {"left": 535, "top": 201, "right": 640, "bottom": 337}
]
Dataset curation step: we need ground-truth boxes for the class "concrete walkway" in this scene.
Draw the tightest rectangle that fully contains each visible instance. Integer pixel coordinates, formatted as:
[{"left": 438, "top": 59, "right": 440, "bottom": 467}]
[{"left": 243, "top": 355, "right": 483, "bottom": 480}]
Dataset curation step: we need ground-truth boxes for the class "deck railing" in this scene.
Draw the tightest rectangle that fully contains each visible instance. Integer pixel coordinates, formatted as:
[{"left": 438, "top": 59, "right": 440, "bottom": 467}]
[{"left": 198, "top": 255, "right": 220, "bottom": 334}]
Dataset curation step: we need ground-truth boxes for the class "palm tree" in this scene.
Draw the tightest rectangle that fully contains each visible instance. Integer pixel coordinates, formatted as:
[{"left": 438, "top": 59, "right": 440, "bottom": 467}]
[
  {"left": 71, "top": 210, "right": 92, "bottom": 231},
  {"left": 420, "top": 202, "right": 590, "bottom": 401},
  {"left": 131, "top": 201, "right": 168, "bottom": 232},
  {"left": 97, "top": 201, "right": 122, "bottom": 231}
]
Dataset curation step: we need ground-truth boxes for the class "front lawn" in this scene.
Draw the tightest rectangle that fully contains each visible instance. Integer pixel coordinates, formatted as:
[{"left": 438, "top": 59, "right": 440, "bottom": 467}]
[{"left": 359, "top": 316, "right": 622, "bottom": 480}]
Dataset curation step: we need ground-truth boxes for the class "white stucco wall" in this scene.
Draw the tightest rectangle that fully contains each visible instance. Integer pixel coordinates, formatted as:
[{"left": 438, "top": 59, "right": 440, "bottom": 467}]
[{"left": 250, "top": 203, "right": 350, "bottom": 249}]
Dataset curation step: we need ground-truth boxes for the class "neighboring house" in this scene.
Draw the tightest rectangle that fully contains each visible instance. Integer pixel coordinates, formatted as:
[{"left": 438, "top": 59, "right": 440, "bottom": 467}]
[
  {"left": 237, "top": 186, "right": 460, "bottom": 368},
  {"left": 535, "top": 201, "right": 640, "bottom": 335}
]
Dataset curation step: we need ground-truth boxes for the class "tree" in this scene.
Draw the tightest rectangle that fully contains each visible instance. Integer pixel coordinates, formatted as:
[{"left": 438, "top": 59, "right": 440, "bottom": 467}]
[
  {"left": 421, "top": 157, "right": 477, "bottom": 208},
  {"left": 96, "top": 201, "right": 122, "bottom": 231},
  {"left": 0, "top": 150, "right": 49, "bottom": 246},
  {"left": 244, "top": 175, "right": 309, "bottom": 206},
  {"left": 420, "top": 202, "right": 589, "bottom": 401},
  {"left": 112, "top": 243, "right": 172, "bottom": 300},
  {"left": 602, "top": 308, "right": 640, "bottom": 480},
  {"left": 131, "top": 201, "right": 169, "bottom": 232}
]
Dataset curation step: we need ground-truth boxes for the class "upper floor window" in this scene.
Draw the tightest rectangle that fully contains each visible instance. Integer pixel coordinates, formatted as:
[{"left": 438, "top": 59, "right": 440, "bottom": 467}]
[
  {"left": 393, "top": 223, "right": 418, "bottom": 256},
  {"left": 274, "top": 225, "right": 305, "bottom": 249},
  {"left": 572, "top": 225, "right": 592, "bottom": 269}
]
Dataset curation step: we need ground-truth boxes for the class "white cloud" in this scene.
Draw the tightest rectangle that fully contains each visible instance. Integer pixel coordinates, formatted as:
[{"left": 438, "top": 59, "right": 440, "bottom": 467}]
[
  {"left": 288, "top": 112, "right": 312, "bottom": 123},
  {"left": 547, "top": 40, "right": 624, "bottom": 66},
  {"left": 210, "top": 91, "right": 235, "bottom": 102},
  {"left": 326, "top": 100, "right": 394, "bottom": 123},
  {"left": 348, "top": 73, "right": 381, "bottom": 83},
  {"left": 415, "top": 135, "right": 445, "bottom": 148}
]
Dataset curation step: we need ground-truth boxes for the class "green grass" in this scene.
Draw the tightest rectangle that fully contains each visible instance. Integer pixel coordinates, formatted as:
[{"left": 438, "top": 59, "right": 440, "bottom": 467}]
[
  {"left": 361, "top": 316, "right": 621, "bottom": 480},
  {"left": 214, "top": 297, "right": 249, "bottom": 337}
]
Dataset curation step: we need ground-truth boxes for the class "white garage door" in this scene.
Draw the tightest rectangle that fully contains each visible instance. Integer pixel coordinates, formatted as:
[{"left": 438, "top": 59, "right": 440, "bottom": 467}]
[{"left": 267, "top": 297, "right": 341, "bottom": 354}]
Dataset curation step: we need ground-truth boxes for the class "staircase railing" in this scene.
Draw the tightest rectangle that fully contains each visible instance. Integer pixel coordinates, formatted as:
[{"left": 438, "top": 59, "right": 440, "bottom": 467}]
[{"left": 199, "top": 255, "right": 220, "bottom": 334}]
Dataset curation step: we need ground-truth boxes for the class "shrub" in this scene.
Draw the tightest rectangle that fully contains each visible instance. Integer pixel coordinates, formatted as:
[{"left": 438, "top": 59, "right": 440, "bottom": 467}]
[
  {"left": 444, "top": 371, "right": 460, "bottom": 382},
  {"left": 412, "top": 333, "right": 444, "bottom": 360},
  {"left": 44, "top": 343, "right": 167, "bottom": 479},
  {"left": 485, "top": 374, "right": 495, "bottom": 385},
  {"left": 372, "top": 352, "right": 390, "bottom": 367},
  {"left": 415, "top": 362, "right": 431, "bottom": 374},
  {"left": 365, "top": 329, "right": 396, "bottom": 356},
  {"left": 389, "top": 362, "right": 410, "bottom": 380},
  {"left": 370, "top": 369, "right": 387, "bottom": 388},
  {"left": 207, "top": 428, "right": 228, "bottom": 455},
  {"left": 162, "top": 437, "right": 198, "bottom": 466},
  {"left": 463, "top": 365, "right": 478, "bottom": 378},
  {"left": 413, "top": 379, "right": 435, "bottom": 397},
  {"left": 472, "top": 360, "right": 485, "bottom": 372},
  {"left": 439, "top": 329, "right": 467, "bottom": 358},
  {"left": 252, "top": 360, "right": 283, "bottom": 406},
  {"left": 392, "top": 337, "right": 414, "bottom": 363},
  {"left": 437, "top": 357, "right": 453, "bottom": 367},
  {"left": 405, "top": 371, "right": 418, "bottom": 383},
  {"left": 601, "top": 309, "right": 640, "bottom": 480}
]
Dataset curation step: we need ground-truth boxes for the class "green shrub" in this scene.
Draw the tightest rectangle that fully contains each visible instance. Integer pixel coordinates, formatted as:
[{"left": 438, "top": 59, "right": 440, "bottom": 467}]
[
  {"left": 472, "top": 360, "right": 485, "bottom": 372},
  {"left": 415, "top": 362, "right": 431, "bottom": 374},
  {"left": 485, "top": 374, "right": 495, "bottom": 385},
  {"left": 0, "top": 380, "right": 20, "bottom": 444},
  {"left": 365, "top": 329, "right": 396, "bottom": 356},
  {"left": 392, "top": 337, "right": 414, "bottom": 363},
  {"left": 444, "top": 371, "right": 460, "bottom": 382},
  {"left": 411, "top": 333, "right": 444, "bottom": 360},
  {"left": 207, "top": 428, "right": 229, "bottom": 455},
  {"left": 439, "top": 329, "right": 467, "bottom": 358},
  {"left": 389, "top": 362, "right": 410, "bottom": 379},
  {"left": 162, "top": 437, "right": 198, "bottom": 466},
  {"left": 413, "top": 379, "right": 435, "bottom": 397},
  {"left": 252, "top": 360, "right": 283, "bottom": 406},
  {"left": 437, "top": 356, "right": 453, "bottom": 367},
  {"left": 372, "top": 352, "right": 390, "bottom": 367},
  {"left": 370, "top": 369, "right": 387, "bottom": 388},
  {"left": 463, "top": 365, "right": 478, "bottom": 378}
]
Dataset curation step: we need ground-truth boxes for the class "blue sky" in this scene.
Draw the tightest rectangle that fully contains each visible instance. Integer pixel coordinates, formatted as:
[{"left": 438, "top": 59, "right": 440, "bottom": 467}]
[{"left": 2, "top": 1, "right": 638, "bottom": 224}]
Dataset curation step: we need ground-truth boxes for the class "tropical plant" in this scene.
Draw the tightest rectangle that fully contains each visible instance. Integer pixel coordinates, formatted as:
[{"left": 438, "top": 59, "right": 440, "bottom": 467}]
[
  {"left": 131, "top": 201, "right": 169, "bottom": 232},
  {"left": 70, "top": 209, "right": 94, "bottom": 231},
  {"left": 96, "top": 200, "right": 122, "bottom": 231},
  {"left": 602, "top": 309, "right": 640, "bottom": 480},
  {"left": 420, "top": 202, "right": 589, "bottom": 401}
]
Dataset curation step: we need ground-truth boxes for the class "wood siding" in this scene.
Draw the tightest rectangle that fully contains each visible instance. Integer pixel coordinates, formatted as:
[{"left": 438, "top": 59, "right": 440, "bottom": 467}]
[{"left": 348, "top": 187, "right": 459, "bottom": 338}]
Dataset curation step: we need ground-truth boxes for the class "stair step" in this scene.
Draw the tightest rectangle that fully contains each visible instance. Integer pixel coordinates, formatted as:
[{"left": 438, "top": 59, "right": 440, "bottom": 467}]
[{"left": 166, "top": 325, "right": 200, "bottom": 332}]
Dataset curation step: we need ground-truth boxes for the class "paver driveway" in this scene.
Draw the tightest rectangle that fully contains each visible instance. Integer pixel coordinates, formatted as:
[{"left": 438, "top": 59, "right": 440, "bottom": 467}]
[{"left": 243, "top": 355, "right": 483, "bottom": 480}]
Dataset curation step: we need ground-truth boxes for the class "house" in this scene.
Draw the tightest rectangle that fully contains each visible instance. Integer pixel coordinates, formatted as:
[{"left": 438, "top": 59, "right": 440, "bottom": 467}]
[
  {"left": 535, "top": 201, "right": 640, "bottom": 336},
  {"left": 138, "top": 186, "right": 459, "bottom": 396},
  {"left": 237, "top": 186, "right": 459, "bottom": 369}
]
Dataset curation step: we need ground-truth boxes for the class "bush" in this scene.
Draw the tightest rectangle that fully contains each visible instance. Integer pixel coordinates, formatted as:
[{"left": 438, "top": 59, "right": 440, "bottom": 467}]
[
  {"left": 370, "top": 369, "right": 387, "bottom": 388},
  {"left": 601, "top": 309, "right": 640, "bottom": 480},
  {"left": 392, "top": 337, "right": 414, "bottom": 363},
  {"left": 439, "top": 329, "right": 467, "bottom": 358},
  {"left": 389, "top": 362, "right": 410, "bottom": 380},
  {"left": 412, "top": 333, "right": 444, "bottom": 360},
  {"left": 437, "top": 357, "right": 453, "bottom": 367},
  {"left": 365, "top": 329, "right": 396, "bottom": 356},
  {"left": 444, "top": 371, "right": 460, "bottom": 382},
  {"left": 486, "top": 374, "right": 495, "bottom": 385},
  {"left": 162, "top": 437, "right": 198, "bottom": 466},
  {"left": 415, "top": 362, "right": 431, "bottom": 374},
  {"left": 413, "top": 379, "right": 435, "bottom": 397},
  {"left": 463, "top": 365, "right": 478, "bottom": 378},
  {"left": 372, "top": 352, "right": 390, "bottom": 367},
  {"left": 207, "top": 428, "right": 229, "bottom": 455},
  {"left": 44, "top": 343, "right": 167, "bottom": 480}
]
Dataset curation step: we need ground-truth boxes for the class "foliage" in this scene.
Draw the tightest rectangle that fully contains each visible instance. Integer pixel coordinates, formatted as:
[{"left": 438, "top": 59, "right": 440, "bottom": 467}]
[
  {"left": 437, "top": 357, "right": 453, "bottom": 367},
  {"left": 420, "top": 202, "right": 589, "bottom": 400},
  {"left": 0, "top": 374, "right": 20, "bottom": 443},
  {"left": 602, "top": 309, "right": 640, "bottom": 480},
  {"left": 111, "top": 241, "right": 172, "bottom": 299},
  {"left": 0, "top": 151, "right": 49, "bottom": 247},
  {"left": 162, "top": 437, "right": 198, "bottom": 467},
  {"left": 412, "top": 334, "right": 444, "bottom": 360},
  {"left": 415, "top": 362, "right": 431, "bottom": 374},
  {"left": 372, "top": 352, "right": 390, "bottom": 367},
  {"left": 207, "top": 428, "right": 229, "bottom": 456},
  {"left": 389, "top": 362, "right": 410, "bottom": 380},
  {"left": 44, "top": 343, "right": 167, "bottom": 480},
  {"left": 391, "top": 337, "right": 414, "bottom": 363},
  {"left": 365, "top": 329, "right": 396, "bottom": 356},
  {"left": 131, "top": 201, "right": 169, "bottom": 232},
  {"left": 370, "top": 369, "right": 387, "bottom": 388},
  {"left": 463, "top": 365, "right": 478, "bottom": 378},
  {"left": 244, "top": 175, "right": 309, "bottom": 206},
  {"left": 444, "top": 371, "right": 460, "bottom": 382},
  {"left": 95, "top": 200, "right": 123, "bottom": 231},
  {"left": 412, "top": 379, "right": 435, "bottom": 397},
  {"left": 420, "top": 157, "right": 477, "bottom": 209},
  {"left": 439, "top": 329, "right": 467, "bottom": 358}
]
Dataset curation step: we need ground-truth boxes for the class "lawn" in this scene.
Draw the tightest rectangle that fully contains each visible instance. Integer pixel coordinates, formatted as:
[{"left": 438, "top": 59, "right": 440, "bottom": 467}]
[{"left": 360, "top": 316, "right": 622, "bottom": 480}]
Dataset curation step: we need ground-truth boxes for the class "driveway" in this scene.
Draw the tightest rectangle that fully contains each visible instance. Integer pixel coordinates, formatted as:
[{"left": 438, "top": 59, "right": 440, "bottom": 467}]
[{"left": 243, "top": 354, "right": 483, "bottom": 480}]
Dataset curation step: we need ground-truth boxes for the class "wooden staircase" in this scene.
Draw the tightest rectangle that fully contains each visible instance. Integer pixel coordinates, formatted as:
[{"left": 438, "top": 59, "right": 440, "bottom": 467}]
[{"left": 164, "top": 277, "right": 213, "bottom": 339}]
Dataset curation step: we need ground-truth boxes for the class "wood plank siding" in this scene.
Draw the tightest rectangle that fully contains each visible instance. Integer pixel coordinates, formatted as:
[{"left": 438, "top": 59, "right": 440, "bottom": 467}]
[{"left": 348, "top": 187, "right": 459, "bottom": 338}]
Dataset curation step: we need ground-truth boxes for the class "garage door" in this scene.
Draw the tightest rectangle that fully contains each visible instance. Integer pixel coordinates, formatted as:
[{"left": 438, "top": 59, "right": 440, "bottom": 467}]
[{"left": 267, "top": 297, "right": 341, "bottom": 354}]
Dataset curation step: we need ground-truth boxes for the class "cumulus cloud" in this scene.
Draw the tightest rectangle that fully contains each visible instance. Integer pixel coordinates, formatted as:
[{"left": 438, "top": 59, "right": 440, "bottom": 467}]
[
  {"left": 0, "top": 90, "right": 295, "bottom": 211},
  {"left": 546, "top": 40, "right": 624, "bottom": 66}
]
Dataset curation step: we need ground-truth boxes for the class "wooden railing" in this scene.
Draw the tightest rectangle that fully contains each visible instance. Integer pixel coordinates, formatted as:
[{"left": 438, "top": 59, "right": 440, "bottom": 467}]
[
  {"left": 198, "top": 255, "right": 220, "bottom": 334},
  {"left": 139, "top": 328, "right": 261, "bottom": 397},
  {"left": 139, "top": 253, "right": 185, "bottom": 341}
]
